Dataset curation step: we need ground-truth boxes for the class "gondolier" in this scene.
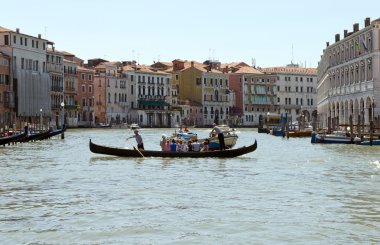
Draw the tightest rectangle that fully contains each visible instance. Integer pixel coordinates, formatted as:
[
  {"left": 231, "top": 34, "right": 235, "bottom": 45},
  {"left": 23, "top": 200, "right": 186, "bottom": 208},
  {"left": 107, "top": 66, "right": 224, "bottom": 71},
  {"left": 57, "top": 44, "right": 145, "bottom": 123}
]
[
  {"left": 211, "top": 123, "right": 226, "bottom": 150},
  {"left": 128, "top": 129, "right": 144, "bottom": 150}
]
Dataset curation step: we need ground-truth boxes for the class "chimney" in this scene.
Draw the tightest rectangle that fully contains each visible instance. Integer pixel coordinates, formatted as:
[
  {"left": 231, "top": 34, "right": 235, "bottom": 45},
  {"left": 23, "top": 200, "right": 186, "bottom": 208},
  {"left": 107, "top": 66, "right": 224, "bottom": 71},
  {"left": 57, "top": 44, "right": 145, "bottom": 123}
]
[
  {"left": 365, "top": 17, "right": 371, "bottom": 27},
  {"left": 344, "top": 30, "right": 348, "bottom": 38},
  {"left": 16, "top": 28, "right": 20, "bottom": 33},
  {"left": 335, "top": 34, "right": 340, "bottom": 42},
  {"left": 38, "top": 34, "right": 41, "bottom": 39},
  {"left": 191, "top": 61, "right": 194, "bottom": 67},
  {"left": 326, "top": 42, "right": 329, "bottom": 47},
  {"left": 353, "top": 23, "right": 359, "bottom": 32}
]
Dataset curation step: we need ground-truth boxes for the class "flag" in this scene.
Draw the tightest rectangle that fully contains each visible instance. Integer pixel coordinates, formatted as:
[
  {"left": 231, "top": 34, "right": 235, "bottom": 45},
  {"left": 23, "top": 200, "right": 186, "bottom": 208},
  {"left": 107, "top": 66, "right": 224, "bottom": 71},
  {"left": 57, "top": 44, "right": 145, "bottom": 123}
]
[
  {"left": 355, "top": 40, "right": 360, "bottom": 50},
  {"left": 361, "top": 38, "right": 368, "bottom": 51}
]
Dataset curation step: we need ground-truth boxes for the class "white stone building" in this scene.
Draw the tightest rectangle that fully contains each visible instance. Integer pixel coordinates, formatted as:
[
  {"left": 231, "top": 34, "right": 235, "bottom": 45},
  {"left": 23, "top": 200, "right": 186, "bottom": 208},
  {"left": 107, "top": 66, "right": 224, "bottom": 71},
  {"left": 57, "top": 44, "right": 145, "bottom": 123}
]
[
  {"left": 317, "top": 17, "right": 380, "bottom": 129},
  {"left": 123, "top": 65, "right": 173, "bottom": 127},
  {"left": 262, "top": 64, "right": 317, "bottom": 123}
]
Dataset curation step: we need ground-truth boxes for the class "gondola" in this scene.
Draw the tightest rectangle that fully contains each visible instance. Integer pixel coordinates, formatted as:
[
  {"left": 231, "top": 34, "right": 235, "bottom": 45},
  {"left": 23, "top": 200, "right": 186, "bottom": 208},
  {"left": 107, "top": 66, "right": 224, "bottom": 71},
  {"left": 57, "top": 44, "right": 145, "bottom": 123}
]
[
  {"left": 89, "top": 139, "right": 257, "bottom": 158},
  {"left": 0, "top": 127, "right": 28, "bottom": 146},
  {"left": 37, "top": 125, "right": 66, "bottom": 140},
  {"left": 18, "top": 128, "right": 52, "bottom": 142}
]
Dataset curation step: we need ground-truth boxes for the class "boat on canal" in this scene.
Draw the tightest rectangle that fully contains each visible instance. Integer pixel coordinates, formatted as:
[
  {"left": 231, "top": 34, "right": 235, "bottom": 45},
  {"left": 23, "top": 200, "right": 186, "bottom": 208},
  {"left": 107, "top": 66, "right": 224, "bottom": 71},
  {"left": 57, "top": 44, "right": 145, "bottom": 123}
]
[
  {"left": 311, "top": 130, "right": 352, "bottom": 144},
  {"left": 89, "top": 139, "right": 257, "bottom": 158},
  {"left": 0, "top": 127, "right": 28, "bottom": 146}
]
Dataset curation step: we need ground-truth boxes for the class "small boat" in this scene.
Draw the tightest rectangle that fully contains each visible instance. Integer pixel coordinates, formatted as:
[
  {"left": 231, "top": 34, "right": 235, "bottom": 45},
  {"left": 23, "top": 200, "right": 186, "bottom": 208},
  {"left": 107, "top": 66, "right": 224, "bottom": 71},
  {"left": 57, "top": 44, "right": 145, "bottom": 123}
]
[
  {"left": 97, "top": 123, "right": 112, "bottom": 128},
  {"left": 288, "top": 130, "right": 312, "bottom": 138},
  {"left": 311, "top": 131, "right": 352, "bottom": 144},
  {"left": 204, "top": 125, "right": 238, "bottom": 150},
  {"left": 37, "top": 125, "right": 67, "bottom": 140},
  {"left": 0, "top": 127, "right": 28, "bottom": 146},
  {"left": 18, "top": 128, "right": 52, "bottom": 142},
  {"left": 89, "top": 139, "right": 257, "bottom": 158},
  {"left": 130, "top": 123, "right": 140, "bottom": 130},
  {"left": 356, "top": 138, "right": 380, "bottom": 146}
]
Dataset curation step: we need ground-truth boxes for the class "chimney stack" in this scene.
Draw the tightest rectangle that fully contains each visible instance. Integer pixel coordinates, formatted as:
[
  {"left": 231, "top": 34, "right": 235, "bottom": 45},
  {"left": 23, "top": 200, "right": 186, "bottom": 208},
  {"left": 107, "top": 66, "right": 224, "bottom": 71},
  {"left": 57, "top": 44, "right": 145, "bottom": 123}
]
[
  {"left": 353, "top": 23, "right": 359, "bottom": 32},
  {"left": 38, "top": 34, "right": 41, "bottom": 39},
  {"left": 191, "top": 61, "right": 194, "bottom": 67},
  {"left": 16, "top": 28, "right": 20, "bottom": 33},
  {"left": 326, "top": 42, "right": 330, "bottom": 47},
  {"left": 335, "top": 34, "right": 340, "bottom": 42},
  {"left": 344, "top": 30, "right": 348, "bottom": 38},
  {"left": 365, "top": 17, "right": 371, "bottom": 27}
]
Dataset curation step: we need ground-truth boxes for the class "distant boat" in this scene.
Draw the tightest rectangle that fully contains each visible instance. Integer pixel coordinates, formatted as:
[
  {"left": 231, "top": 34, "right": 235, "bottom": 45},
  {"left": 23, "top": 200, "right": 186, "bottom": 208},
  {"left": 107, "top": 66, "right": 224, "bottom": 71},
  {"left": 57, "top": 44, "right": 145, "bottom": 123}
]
[
  {"left": 97, "top": 123, "right": 112, "bottom": 128},
  {"left": 130, "top": 123, "right": 140, "bottom": 130},
  {"left": 311, "top": 131, "right": 352, "bottom": 144}
]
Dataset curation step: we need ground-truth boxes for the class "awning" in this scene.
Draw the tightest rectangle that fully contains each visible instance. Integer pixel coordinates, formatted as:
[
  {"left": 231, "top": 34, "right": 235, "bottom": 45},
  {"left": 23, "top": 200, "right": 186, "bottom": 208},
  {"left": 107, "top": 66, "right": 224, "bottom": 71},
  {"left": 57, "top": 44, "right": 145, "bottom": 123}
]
[{"left": 139, "top": 100, "right": 170, "bottom": 107}]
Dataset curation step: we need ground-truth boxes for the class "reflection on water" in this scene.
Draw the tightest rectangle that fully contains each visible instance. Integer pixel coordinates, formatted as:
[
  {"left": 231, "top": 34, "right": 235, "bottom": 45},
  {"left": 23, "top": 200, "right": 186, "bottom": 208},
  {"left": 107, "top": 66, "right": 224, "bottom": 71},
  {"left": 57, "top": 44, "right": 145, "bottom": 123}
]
[{"left": 0, "top": 128, "right": 379, "bottom": 244}]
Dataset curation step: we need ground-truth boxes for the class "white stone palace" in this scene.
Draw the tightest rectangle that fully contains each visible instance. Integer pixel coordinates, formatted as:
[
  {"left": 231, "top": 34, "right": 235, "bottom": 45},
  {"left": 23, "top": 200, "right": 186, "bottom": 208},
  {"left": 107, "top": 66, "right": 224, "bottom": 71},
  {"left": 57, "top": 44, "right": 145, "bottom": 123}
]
[{"left": 317, "top": 17, "right": 380, "bottom": 129}]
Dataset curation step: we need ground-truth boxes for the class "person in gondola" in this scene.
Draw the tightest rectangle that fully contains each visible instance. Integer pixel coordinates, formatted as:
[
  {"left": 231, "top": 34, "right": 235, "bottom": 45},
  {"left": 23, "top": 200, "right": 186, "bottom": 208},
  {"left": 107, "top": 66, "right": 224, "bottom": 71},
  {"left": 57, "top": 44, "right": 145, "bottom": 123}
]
[
  {"left": 127, "top": 129, "right": 144, "bottom": 150},
  {"left": 160, "top": 134, "right": 167, "bottom": 151},
  {"left": 211, "top": 123, "right": 226, "bottom": 150}
]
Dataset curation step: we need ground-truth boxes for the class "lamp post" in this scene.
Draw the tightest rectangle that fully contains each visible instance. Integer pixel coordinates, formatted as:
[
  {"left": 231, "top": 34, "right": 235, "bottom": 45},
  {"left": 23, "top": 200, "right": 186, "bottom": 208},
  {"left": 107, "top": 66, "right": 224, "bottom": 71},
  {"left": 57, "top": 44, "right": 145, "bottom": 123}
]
[{"left": 61, "top": 101, "right": 65, "bottom": 139}]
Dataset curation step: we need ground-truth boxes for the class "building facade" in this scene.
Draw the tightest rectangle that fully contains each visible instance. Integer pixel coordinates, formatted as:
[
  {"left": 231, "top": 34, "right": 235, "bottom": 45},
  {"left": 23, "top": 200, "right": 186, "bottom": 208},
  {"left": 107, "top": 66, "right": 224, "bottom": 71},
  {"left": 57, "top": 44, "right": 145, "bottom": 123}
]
[
  {"left": 0, "top": 27, "right": 50, "bottom": 128},
  {"left": 317, "top": 17, "right": 380, "bottom": 130},
  {"left": 262, "top": 64, "right": 317, "bottom": 124},
  {"left": 46, "top": 46, "right": 64, "bottom": 128},
  {"left": 63, "top": 59, "right": 78, "bottom": 126},
  {"left": 77, "top": 66, "right": 95, "bottom": 127},
  {"left": 0, "top": 51, "right": 11, "bottom": 130}
]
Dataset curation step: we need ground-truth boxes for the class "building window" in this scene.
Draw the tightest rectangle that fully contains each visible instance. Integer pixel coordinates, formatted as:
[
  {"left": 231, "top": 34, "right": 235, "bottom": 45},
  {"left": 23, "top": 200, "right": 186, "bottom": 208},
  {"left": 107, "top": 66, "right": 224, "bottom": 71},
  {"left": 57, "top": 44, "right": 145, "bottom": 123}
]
[
  {"left": 81, "top": 74, "right": 85, "bottom": 80},
  {"left": 4, "top": 35, "right": 9, "bottom": 45}
]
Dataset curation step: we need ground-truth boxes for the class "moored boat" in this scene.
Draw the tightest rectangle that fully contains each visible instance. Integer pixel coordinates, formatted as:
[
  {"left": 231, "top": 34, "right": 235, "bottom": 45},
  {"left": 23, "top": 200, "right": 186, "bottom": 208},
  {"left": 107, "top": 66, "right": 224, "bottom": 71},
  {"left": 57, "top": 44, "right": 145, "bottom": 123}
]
[
  {"left": 311, "top": 131, "right": 352, "bottom": 144},
  {"left": 37, "top": 125, "right": 67, "bottom": 140},
  {"left": 89, "top": 139, "right": 257, "bottom": 158},
  {"left": 0, "top": 127, "right": 28, "bottom": 146}
]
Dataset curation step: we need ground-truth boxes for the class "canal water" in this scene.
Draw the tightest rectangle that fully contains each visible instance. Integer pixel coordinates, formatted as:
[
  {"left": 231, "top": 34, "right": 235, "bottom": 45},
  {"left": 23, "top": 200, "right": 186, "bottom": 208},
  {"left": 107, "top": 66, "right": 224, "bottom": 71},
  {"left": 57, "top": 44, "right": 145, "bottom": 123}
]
[{"left": 1, "top": 128, "right": 379, "bottom": 244}]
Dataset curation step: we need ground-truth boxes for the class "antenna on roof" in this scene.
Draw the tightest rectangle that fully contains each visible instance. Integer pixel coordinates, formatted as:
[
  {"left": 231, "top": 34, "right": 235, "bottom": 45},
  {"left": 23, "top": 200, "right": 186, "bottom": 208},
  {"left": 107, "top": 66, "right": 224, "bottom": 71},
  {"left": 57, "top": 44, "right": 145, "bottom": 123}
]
[
  {"left": 291, "top": 43, "right": 294, "bottom": 64},
  {"left": 252, "top": 58, "right": 256, "bottom": 67},
  {"left": 44, "top": 26, "right": 47, "bottom": 38}
]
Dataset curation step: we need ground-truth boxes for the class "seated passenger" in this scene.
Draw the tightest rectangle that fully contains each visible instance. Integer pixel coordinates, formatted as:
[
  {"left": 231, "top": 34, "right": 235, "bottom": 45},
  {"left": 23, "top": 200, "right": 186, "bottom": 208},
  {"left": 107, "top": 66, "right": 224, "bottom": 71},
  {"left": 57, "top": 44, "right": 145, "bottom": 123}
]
[
  {"left": 170, "top": 139, "right": 177, "bottom": 152},
  {"left": 192, "top": 140, "right": 201, "bottom": 152}
]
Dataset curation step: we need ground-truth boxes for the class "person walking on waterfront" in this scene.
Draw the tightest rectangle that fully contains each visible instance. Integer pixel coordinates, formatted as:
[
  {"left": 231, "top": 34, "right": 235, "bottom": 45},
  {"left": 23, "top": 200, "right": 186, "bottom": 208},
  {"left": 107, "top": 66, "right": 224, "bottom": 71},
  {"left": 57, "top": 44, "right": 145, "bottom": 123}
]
[
  {"left": 127, "top": 129, "right": 144, "bottom": 150},
  {"left": 211, "top": 123, "right": 225, "bottom": 150}
]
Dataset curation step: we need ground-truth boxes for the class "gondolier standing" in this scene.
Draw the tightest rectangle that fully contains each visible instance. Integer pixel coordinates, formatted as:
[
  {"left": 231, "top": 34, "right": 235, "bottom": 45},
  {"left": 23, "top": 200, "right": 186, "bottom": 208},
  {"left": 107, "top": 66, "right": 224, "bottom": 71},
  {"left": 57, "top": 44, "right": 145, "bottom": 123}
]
[
  {"left": 128, "top": 129, "right": 144, "bottom": 150},
  {"left": 211, "top": 123, "right": 226, "bottom": 150}
]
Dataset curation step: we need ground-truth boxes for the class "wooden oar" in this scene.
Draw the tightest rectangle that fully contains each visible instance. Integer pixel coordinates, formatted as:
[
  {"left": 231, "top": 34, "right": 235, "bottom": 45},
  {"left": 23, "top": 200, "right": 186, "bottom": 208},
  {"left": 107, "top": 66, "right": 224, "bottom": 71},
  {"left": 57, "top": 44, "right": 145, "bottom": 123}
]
[{"left": 133, "top": 146, "right": 145, "bottom": 158}]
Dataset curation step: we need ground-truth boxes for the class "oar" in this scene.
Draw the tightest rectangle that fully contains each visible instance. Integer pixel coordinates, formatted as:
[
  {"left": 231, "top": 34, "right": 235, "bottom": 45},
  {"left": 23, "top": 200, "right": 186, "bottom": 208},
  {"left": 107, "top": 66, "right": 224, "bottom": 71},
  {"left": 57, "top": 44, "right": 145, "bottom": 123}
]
[{"left": 133, "top": 146, "right": 145, "bottom": 158}]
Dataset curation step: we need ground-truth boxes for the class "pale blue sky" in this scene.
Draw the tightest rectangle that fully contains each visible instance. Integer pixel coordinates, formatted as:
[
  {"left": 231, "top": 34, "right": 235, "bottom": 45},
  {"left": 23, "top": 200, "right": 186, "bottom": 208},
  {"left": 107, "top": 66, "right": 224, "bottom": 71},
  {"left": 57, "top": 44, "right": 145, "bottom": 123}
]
[{"left": 1, "top": 0, "right": 379, "bottom": 68}]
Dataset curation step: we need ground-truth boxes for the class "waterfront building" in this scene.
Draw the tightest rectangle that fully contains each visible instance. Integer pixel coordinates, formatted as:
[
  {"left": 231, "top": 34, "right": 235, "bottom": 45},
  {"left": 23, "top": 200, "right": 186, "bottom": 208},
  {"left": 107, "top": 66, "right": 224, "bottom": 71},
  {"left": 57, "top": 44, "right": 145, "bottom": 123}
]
[
  {"left": 46, "top": 45, "right": 64, "bottom": 128},
  {"left": 123, "top": 64, "right": 173, "bottom": 127},
  {"left": 227, "top": 62, "right": 278, "bottom": 126},
  {"left": 77, "top": 66, "right": 95, "bottom": 127},
  {"left": 317, "top": 17, "right": 380, "bottom": 130},
  {"left": 261, "top": 64, "right": 317, "bottom": 124},
  {"left": 63, "top": 57, "right": 78, "bottom": 127},
  {"left": 0, "top": 51, "right": 11, "bottom": 130},
  {"left": 0, "top": 27, "right": 50, "bottom": 128},
  {"left": 171, "top": 59, "right": 231, "bottom": 126},
  {"left": 93, "top": 62, "right": 107, "bottom": 125},
  {"left": 103, "top": 61, "right": 127, "bottom": 125}
]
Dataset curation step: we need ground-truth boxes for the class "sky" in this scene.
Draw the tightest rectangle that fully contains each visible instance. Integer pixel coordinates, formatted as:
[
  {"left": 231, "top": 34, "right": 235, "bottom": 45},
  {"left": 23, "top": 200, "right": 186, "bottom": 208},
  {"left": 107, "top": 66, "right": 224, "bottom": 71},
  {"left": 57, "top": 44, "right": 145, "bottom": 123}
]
[{"left": 1, "top": 0, "right": 379, "bottom": 68}]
